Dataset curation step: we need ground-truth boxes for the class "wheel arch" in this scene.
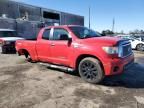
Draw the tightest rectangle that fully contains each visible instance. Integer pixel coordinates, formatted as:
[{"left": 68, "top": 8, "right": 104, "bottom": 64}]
[
  {"left": 18, "top": 49, "right": 30, "bottom": 58},
  {"left": 75, "top": 54, "right": 104, "bottom": 72}
]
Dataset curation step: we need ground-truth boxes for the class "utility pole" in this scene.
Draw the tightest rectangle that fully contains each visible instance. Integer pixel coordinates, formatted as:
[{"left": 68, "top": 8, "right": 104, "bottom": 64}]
[
  {"left": 112, "top": 18, "right": 115, "bottom": 32},
  {"left": 89, "top": 6, "right": 91, "bottom": 29}
]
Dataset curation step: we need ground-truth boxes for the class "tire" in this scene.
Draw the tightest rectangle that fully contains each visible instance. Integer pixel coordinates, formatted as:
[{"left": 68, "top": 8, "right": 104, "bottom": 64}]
[
  {"left": 26, "top": 55, "right": 32, "bottom": 62},
  {"left": 24, "top": 53, "right": 36, "bottom": 63},
  {"left": 136, "top": 44, "right": 144, "bottom": 51},
  {"left": 78, "top": 57, "right": 104, "bottom": 84}
]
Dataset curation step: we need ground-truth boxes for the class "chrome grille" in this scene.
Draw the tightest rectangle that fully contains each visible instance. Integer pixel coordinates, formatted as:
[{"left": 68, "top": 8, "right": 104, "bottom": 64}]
[
  {"left": 118, "top": 40, "right": 132, "bottom": 58},
  {"left": 122, "top": 44, "right": 132, "bottom": 57}
]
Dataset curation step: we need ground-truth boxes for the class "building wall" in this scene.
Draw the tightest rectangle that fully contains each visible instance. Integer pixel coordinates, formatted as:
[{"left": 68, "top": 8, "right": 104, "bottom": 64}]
[
  {"left": 0, "top": 18, "right": 16, "bottom": 30},
  {"left": 0, "top": 0, "right": 84, "bottom": 39},
  {"left": 61, "top": 12, "right": 84, "bottom": 26},
  {"left": 16, "top": 20, "right": 40, "bottom": 39},
  {"left": 0, "top": 0, "right": 19, "bottom": 19},
  {"left": 18, "top": 3, "right": 41, "bottom": 21}
]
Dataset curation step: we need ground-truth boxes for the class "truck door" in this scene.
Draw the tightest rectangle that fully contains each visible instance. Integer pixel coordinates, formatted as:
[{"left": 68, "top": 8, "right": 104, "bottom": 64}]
[
  {"left": 50, "top": 28, "right": 72, "bottom": 66},
  {"left": 36, "top": 29, "right": 51, "bottom": 62}
]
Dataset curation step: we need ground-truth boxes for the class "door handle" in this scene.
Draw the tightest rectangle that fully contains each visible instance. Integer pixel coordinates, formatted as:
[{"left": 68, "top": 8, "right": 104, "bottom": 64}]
[{"left": 51, "top": 43, "right": 55, "bottom": 46}]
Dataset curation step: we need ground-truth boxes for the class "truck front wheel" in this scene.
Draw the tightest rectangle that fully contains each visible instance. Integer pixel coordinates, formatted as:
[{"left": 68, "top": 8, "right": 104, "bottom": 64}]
[{"left": 78, "top": 57, "right": 104, "bottom": 84}]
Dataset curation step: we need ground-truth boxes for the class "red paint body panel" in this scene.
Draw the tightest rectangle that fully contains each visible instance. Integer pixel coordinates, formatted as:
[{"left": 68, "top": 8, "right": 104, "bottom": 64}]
[{"left": 16, "top": 25, "right": 134, "bottom": 76}]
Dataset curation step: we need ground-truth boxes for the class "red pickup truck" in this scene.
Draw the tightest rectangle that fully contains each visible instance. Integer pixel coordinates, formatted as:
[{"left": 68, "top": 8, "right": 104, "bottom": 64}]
[{"left": 16, "top": 25, "right": 134, "bottom": 83}]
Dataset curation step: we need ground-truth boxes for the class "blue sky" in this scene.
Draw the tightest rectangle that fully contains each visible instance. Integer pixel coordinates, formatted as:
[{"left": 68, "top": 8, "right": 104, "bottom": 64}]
[{"left": 14, "top": 0, "right": 144, "bottom": 33}]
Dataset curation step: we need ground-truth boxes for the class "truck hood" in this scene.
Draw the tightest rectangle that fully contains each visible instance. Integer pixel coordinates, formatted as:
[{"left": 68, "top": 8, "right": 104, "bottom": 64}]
[
  {"left": 82, "top": 36, "right": 122, "bottom": 46},
  {"left": 0, "top": 37, "right": 24, "bottom": 42}
]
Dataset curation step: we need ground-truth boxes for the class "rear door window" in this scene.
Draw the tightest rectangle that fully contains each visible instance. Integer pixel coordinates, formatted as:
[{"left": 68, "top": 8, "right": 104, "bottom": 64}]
[{"left": 52, "top": 28, "right": 68, "bottom": 40}]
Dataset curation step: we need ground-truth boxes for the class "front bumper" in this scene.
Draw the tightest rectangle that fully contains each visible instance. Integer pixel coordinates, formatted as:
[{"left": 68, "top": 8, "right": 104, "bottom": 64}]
[{"left": 103, "top": 53, "right": 134, "bottom": 75}]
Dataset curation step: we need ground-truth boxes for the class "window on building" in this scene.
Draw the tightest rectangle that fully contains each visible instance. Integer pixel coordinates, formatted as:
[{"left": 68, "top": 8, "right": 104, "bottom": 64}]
[
  {"left": 19, "top": 5, "right": 40, "bottom": 21},
  {"left": 43, "top": 11, "right": 60, "bottom": 20}
]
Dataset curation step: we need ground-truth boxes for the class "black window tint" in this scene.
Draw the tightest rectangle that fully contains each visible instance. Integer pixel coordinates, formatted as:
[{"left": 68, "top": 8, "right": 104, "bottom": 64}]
[
  {"left": 42, "top": 29, "right": 50, "bottom": 40},
  {"left": 69, "top": 26, "right": 101, "bottom": 39},
  {"left": 53, "top": 28, "right": 68, "bottom": 40}
]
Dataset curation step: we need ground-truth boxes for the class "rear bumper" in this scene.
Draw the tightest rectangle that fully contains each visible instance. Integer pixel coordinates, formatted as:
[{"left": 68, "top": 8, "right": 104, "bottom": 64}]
[{"left": 103, "top": 53, "right": 134, "bottom": 75}]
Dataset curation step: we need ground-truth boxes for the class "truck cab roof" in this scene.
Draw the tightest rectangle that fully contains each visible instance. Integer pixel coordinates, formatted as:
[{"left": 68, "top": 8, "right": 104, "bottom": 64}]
[{"left": 45, "top": 25, "right": 83, "bottom": 29}]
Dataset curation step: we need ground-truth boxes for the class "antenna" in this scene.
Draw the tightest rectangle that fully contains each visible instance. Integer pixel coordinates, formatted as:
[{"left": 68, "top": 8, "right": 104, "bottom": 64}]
[
  {"left": 112, "top": 18, "right": 115, "bottom": 32},
  {"left": 89, "top": 6, "right": 91, "bottom": 29}
]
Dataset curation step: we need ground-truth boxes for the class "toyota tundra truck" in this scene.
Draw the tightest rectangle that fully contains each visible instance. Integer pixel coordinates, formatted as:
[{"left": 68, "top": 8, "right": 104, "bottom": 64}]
[{"left": 16, "top": 25, "right": 134, "bottom": 84}]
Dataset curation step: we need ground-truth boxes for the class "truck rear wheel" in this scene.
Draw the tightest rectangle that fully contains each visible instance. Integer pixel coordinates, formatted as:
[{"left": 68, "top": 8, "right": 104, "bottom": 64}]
[
  {"left": 25, "top": 55, "right": 32, "bottom": 62},
  {"left": 24, "top": 52, "right": 36, "bottom": 63},
  {"left": 78, "top": 57, "right": 104, "bottom": 84}
]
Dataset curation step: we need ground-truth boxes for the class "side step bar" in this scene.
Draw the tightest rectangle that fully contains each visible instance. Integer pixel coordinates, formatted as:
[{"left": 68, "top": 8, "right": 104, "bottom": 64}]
[{"left": 39, "top": 62, "right": 74, "bottom": 72}]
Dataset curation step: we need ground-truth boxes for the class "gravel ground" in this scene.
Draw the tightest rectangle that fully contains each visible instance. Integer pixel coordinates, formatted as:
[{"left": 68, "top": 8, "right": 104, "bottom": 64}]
[{"left": 0, "top": 51, "right": 144, "bottom": 108}]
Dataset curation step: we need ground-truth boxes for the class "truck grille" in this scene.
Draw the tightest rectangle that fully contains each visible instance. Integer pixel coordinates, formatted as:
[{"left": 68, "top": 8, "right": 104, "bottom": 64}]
[
  {"left": 122, "top": 44, "right": 132, "bottom": 57},
  {"left": 118, "top": 40, "right": 132, "bottom": 58}
]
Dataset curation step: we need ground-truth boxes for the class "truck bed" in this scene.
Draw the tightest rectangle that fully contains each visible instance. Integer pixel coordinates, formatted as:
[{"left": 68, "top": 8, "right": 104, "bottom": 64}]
[{"left": 16, "top": 39, "right": 37, "bottom": 59}]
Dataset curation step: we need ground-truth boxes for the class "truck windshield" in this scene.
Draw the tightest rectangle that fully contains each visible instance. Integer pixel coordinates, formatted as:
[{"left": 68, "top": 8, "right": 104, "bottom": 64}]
[
  {"left": 0, "top": 31, "right": 17, "bottom": 37},
  {"left": 69, "top": 26, "right": 101, "bottom": 39}
]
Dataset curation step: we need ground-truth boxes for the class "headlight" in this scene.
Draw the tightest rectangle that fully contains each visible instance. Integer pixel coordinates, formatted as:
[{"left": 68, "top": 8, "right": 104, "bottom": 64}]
[{"left": 102, "top": 46, "right": 118, "bottom": 54}]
